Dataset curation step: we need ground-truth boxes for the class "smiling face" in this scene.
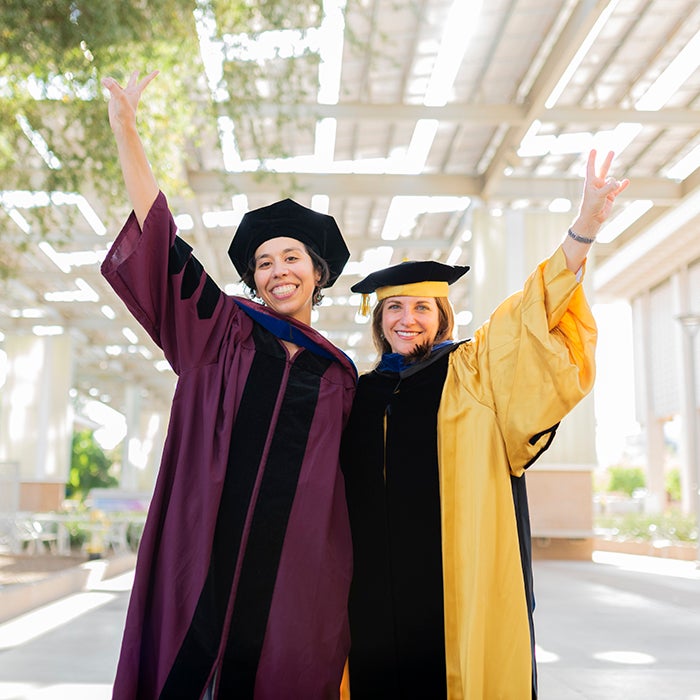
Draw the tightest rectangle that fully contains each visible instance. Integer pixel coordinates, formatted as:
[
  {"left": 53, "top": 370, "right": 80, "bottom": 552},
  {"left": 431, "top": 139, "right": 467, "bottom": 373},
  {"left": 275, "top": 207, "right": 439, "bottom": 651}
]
[
  {"left": 380, "top": 296, "right": 441, "bottom": 355},
  {"left": 253, "top": 236, "right": 321, "bottom": 325}
]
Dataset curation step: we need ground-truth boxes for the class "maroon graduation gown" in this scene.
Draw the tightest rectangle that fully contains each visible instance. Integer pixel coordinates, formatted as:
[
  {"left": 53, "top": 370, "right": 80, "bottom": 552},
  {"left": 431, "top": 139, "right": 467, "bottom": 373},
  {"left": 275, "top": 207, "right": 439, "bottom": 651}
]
[{"left": 102, "top": 192, "right": 357, "bottom": 699}]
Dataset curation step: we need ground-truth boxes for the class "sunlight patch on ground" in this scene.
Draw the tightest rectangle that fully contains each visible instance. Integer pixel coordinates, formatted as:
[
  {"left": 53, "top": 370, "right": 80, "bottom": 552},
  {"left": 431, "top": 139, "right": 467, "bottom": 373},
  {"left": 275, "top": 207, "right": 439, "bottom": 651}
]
[
  {"left": 0, "top": 592, "right": 114, "bottom": 650},
  {"left": 0, "top": 684, "right": 36, "bottom": 700},
  {"left": 592, "top": 551, "right": 700, "bottom": 580},
  {"left": 593, "top": 650, "right": 656, "bottom": 665},
  {"left": 0, "top": 683, "right": 111, "bottom": 699},
  {"left": 90, "top": 569, "right": 134, "bottom": 592},
  {"left": 535, "top": 644, "right": 561, "bottom": 663}
]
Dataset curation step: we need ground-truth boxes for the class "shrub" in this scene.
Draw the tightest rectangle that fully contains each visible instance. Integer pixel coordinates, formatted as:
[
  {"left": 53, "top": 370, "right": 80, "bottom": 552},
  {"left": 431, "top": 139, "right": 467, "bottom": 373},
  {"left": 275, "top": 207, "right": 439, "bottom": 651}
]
[
  {"left": 607, "top": 466, "right": 645, "bottom": 497},
  {"left": 665, "top": 468, "right": 681, "bottom": 503},
  {"left": 66, "top": 429, "right": 118, "bottom": 501},
  {"left": 595, "top": 509, "right": 697, "bottom": 543}
]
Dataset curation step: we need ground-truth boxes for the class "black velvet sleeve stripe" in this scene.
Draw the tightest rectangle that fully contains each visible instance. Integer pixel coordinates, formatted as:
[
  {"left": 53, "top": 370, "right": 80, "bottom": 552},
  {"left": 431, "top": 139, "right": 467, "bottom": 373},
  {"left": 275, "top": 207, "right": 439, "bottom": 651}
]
[
  {"left": 524, "top": 423, "right": 559, "bottom": 469},
  {"left": 168, "top": 236, "right": 220, "bottom": 317},
  {"left": 181, "top": 256, "right": 204, "bottom": 300},
  {"left": 197, "top": 276, "right": 221, "bottom": 320},
  {"left": 528, "top": 423, "right": 559, "bottom": 446},
  {"left": 168, "top": 237, "right": 192, "bottom": 275}
]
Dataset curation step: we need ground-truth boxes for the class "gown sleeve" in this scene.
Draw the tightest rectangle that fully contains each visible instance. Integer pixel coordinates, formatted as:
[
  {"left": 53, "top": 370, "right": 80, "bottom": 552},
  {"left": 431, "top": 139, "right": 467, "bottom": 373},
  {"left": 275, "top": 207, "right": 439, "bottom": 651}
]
[
  {"left": 453, "top": 246, "right": 597, "bottom": 475},
  {"left": 101, "top": 191, "right": 233, "bottom": 375}
]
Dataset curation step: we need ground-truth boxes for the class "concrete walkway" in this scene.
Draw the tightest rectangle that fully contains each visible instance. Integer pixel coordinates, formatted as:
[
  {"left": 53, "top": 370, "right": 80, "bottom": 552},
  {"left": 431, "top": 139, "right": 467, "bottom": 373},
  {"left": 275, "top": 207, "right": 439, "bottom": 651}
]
[
  {"left": 534, "top": 552, "right": 700, "bottom": 700},
  {"left": 0, "top": 551, "right": 697, "bottom": 699}
]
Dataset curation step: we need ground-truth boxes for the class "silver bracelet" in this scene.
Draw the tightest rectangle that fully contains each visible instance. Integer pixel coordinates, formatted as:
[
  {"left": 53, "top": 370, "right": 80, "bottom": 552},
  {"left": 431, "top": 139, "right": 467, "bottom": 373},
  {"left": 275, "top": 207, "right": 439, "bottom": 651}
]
[{"left": 567, "top": 228, "right": 596, "bottom": 245}]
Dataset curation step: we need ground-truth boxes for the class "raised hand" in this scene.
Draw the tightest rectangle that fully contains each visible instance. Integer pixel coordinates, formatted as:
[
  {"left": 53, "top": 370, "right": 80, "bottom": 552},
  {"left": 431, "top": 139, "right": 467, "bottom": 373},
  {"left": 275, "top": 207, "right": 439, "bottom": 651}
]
[
  {"left": 102, "top": 70, "right": 159, "bottom": 135},
  {"left": 563, "top": 149, "right": 630, "bottom": 271},
  {"left": 102, "top": 69, "right": 160, "bottom": 227},
  {"left": 578, "top": 149, "right": 630, "bottom": 228}
]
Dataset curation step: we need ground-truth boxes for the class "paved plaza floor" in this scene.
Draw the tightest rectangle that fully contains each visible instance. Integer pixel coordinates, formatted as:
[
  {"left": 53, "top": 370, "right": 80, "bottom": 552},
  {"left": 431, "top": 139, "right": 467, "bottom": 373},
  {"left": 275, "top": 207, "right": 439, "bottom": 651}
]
[{"left": 0, "top": 551, "right": 697, "bottom": 699}]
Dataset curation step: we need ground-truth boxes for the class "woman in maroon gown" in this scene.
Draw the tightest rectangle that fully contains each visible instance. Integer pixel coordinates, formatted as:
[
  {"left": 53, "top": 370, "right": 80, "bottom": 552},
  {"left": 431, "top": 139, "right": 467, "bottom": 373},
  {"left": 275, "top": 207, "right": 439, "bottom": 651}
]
[{"left": 102, "top": 70, "right": 356, "bottom": 700}]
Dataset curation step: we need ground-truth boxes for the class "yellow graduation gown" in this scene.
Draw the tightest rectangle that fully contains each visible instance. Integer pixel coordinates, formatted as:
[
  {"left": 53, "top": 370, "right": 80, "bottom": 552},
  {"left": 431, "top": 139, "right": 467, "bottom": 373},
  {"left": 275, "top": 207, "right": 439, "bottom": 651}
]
[{"left": 438, "top": 246, "right": 596, "bottom": 698}]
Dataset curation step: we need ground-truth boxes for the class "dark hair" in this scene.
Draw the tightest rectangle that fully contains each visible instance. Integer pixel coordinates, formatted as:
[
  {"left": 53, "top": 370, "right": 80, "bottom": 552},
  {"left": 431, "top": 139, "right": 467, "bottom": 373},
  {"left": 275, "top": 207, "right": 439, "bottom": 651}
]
[
  {"left": 240, "top": 243, "right": 330, "bottom": 306},
  {"left": 371, "top": 296, "right": 455, "bottom": 359}
]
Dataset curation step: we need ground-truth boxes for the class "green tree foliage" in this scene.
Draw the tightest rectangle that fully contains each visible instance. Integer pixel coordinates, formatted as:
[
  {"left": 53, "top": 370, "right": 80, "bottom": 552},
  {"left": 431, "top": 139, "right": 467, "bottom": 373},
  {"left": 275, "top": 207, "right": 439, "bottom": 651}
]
[
  {"left": 2, "top": 1, "right": 204, "bottom": 193},
  {"left": 606, "top": 465, "right": 646, "bottom": 497},
  {"left": 66, "top": 428, "right": 118, "bottom": 501},
  {"left": 0, "top": 0, "right": 324, "bottom": 276}
]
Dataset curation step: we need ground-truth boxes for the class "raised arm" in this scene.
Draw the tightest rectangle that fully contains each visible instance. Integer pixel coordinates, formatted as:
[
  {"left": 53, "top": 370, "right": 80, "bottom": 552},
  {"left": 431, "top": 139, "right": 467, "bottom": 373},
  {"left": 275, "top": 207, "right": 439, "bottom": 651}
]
[
  {"left": 102, "top": 70, "right": 160, "bottom": 229},
  {"left": 563, "top": 149, "right": 630, "bottom": 273}
]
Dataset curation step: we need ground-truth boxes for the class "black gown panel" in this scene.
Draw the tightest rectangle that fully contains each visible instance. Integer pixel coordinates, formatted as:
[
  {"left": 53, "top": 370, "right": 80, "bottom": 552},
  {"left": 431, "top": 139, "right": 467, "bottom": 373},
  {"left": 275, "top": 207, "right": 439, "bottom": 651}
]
[{"left": 342, "top": 354, "right": 450, "bottom": 699}]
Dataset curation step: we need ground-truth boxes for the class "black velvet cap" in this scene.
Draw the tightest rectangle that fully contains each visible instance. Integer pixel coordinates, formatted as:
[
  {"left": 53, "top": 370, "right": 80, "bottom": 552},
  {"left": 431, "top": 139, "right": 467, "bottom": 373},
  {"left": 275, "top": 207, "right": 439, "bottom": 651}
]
[
  {"left": 228, "top": 198, "right": 349, "bottom": 287},
  {"left": 350, "top": 260, "right": 470, "bottom": 294}
]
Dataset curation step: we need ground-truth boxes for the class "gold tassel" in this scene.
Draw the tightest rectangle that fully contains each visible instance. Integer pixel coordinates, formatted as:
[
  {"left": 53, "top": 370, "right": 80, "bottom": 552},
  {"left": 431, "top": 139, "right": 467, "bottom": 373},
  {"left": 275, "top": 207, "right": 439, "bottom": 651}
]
[{"left": 359, "top": 293, "right": 371, "bottom": 317}]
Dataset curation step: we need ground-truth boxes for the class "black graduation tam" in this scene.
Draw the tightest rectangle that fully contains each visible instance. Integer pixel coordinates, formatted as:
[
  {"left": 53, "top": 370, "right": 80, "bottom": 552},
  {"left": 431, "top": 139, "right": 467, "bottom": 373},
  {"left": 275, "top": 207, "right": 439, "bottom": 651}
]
[
  {"left": 228, "top": 198, "right": 349, "bottom": 287},
  {"left": 351, "top": 260, "right": 469, "bottom": 294},
  {"left": 351, "top": 260, "right": 469, "bottom": 315}
]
